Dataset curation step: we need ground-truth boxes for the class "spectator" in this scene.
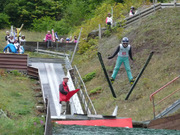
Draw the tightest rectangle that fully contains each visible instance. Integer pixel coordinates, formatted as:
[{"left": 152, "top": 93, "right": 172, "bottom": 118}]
[
  {"left": 55, "top": 32, "right": 59, "bottom": 41},
  {"left": 7, "top": 35, "right": 15, "bottom": 44},
  {"left": 15, "top": 28, "right": 21, "bottom": 38},
  {"left": 20, "top": 35, "right": 26, "bottom": 42},
  {"left": 59, "top": 38, "right": 64, "bottom": 43},
  {"left": 14, "top": 39, "right": 20, "bottom": 51},
  {"left": 3, "top": 44, "right": 17, "bottom": 53},
  {"left": 19, "top": 45, "right": 24, "bottom": 54},
  {"left": 14, "top": 35, "right": 18, "bottom": 40},
  {"left": 129, "top": 6, "right": 136, "bottom": 17},
  {"left": 69, "top": 36, "right": 73, "bottom": 43},
  {"left": 45, "top": 31, "right": 52, "bottom": 48},
  {"left": 74, "top": 36, "right": 77, "bottom": 43},
  {"left": 66, "top": 37, "right": 70, "bottom": 43},
  {"left": 5, "top": 31, "right": 10, "bottom": 44},
  {"left": 106, "top": 13, "right": 113, "bottom": 29}
]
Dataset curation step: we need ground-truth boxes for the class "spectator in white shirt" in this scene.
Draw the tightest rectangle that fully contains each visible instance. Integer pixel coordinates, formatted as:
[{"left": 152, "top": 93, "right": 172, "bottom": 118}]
[
  {"left": 106, "top": 13, "right": 113, "bottom": 29},
  {"left": 20, "top": 35, "right": 26, "bottom": 42}
]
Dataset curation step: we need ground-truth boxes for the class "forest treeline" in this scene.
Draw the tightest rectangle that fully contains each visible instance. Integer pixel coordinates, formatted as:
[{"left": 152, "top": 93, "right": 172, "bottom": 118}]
[
  {"left": 0, "top": 0, "right": 167, "bottom": 35},
  {"left": 0, "top": 0, "right": 107, "bottom": 34}
]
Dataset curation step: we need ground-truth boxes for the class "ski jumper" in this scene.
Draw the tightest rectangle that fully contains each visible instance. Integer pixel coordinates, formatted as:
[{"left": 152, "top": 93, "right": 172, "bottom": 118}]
[{"left": 109, "top": 44, "right": 133, "bottom": 82}]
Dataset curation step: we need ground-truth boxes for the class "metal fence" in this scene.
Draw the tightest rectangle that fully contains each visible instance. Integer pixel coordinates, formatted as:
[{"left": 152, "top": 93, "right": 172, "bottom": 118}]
[
  {"left": 27, "top": 66, "right": 39, "bottom": 79},
  {"left": 44, "top": 98, "right": 52, "bottom": 135},
  {"left": 0, "top": 53, "right": 39, "bottom": 78},
  {"left": 0, "top": 53, "right": 27, "bottom": 71},
  {"left": 22, "top": 41, "right": 76, "bottom": 52},
  {"left": 69, "top": 65, "right": 97, "bottom": 115}
]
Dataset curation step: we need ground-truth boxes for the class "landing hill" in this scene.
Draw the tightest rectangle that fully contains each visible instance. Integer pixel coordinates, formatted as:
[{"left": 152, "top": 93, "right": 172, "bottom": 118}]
[{"left": 73, "top": 8, "right": 180, "bottom": 121}]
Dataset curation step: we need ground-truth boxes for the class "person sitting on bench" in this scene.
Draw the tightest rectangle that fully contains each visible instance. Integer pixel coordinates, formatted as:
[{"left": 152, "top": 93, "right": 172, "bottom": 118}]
[{"left": 45, "top": 31, "right": 52, "bottom": 48}]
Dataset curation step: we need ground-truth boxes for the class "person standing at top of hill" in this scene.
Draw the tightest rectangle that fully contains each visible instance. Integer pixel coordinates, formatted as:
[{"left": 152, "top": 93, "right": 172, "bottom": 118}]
[
  {"left": 106, "top": 13, "right": 113, "bottom": 29},
  {"left": 108, "top": 37, "right": 135, "bottom": 85},
  {"left": 129, "top": 6, "right": 136, "bottom": 17},
  {"left": 45, "top": 31, "right": 52, "bottom": 48},
  {"left": 5, "top": 31, "right": 10, "bottom": 44}
]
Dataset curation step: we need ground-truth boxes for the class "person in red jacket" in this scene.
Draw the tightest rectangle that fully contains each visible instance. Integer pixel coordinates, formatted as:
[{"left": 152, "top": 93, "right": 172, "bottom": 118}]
[{"left": 59, "top": 76, "right": 70, "bottom": 115}]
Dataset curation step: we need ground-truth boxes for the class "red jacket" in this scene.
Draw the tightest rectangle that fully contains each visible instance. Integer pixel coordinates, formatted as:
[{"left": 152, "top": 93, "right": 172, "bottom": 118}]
[{"left": 59, "top": 81, "right": 69, "bottom": 102}]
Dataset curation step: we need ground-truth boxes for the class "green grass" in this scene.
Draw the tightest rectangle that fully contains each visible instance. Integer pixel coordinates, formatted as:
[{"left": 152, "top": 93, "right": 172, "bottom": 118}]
[
  {"left": 73, "top": 8, "right": 180, "bottom": 121},
  {"left": 0, "top": 70, "right": 44, "bottom": 135}
]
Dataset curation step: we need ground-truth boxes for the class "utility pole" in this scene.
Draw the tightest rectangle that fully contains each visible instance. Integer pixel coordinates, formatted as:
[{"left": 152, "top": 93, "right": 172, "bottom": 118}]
[{"left": 111, "top": 6, "right": 113, "bottom": 27}]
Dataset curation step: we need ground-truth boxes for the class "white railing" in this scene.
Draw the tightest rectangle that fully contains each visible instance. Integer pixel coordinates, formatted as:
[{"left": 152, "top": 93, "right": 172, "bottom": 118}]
[
  {"left": 65, "top": 55, "right": 97, "bottom": 115},
  {"left": 69, "top": 65, "right": 97, "bottom": 115},
  {"left": 124, "top": 3, "right": 180, "bottom": 27}
]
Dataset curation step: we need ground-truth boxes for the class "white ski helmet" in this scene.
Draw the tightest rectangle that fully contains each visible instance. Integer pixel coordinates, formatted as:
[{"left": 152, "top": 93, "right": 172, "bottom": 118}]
[{"left": 122, "top": 37, "right": 129, "bottom": 43}]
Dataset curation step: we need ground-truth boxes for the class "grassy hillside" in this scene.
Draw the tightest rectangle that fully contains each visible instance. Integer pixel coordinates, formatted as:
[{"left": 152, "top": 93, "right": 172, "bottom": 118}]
[
  {"left": 0, "top": 70, "right": 44, "bottom": 134},
  {"left": 73, "top": 8, "right": 180, "bottom": 121}
]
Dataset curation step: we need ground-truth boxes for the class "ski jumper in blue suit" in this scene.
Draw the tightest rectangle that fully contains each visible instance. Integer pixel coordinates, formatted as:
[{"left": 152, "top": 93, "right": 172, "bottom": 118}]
[{"left": 108, "top": 43, "right": 133, "bottom": 82}]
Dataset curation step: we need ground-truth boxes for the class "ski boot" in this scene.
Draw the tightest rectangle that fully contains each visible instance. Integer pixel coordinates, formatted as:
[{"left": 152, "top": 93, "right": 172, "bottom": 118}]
[
  {"left": 110, "top": 77, "right": 115, "bottom": 84},
  {"left": 130, "top": 78, "right": 135, "bottom": 85}
]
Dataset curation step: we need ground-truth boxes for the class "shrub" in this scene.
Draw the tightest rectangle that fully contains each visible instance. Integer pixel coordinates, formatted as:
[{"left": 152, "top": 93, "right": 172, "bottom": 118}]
[
  {"left": 82, "top": 71, "right": 96, "bottom": 82},
  {"left": 0, "top": 69, "right": 6, "bottom": 77},
  {"left": 88, "top": 39, "right": 98, "bottom": 46},
  {"left": 11, "top": 70, "right": 21, "bottom": 76},
  {"left": 103, "top": 30, "right": 111, "bottom": 37},
  {"left": 32, "top": 17, "right": 71, "bottom": 35},
  {"left": 90, "top": 87, "right": 102, "bottom": 95},
  {"left": 78, "top": 41, "right": 91, "bottom": 54},
  {"left": 53, "top": 19, "right": 71, "bottom": 35},
  {"left": 32, "top": 16, "right": 55, "bottom": 32}
]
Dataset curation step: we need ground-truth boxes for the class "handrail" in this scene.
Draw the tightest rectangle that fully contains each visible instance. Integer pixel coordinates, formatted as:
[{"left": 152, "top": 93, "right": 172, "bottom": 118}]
[
  {"left": 74, "top": 65, "right": 97, "bottom": 115},
  {"left": 149, "top": 75, "right": 180, "bottom": 119},
  {"left": 150, "top": 75, "right": 180, "bottom": 101},
  {"left": 155, "top": 88, "right": 180, "bottom": 106}
]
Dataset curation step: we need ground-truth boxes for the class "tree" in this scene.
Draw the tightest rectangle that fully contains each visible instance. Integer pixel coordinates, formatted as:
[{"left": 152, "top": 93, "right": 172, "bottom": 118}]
[{"left": 0, "top": 13, "right": 10, "bottom": 28}]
